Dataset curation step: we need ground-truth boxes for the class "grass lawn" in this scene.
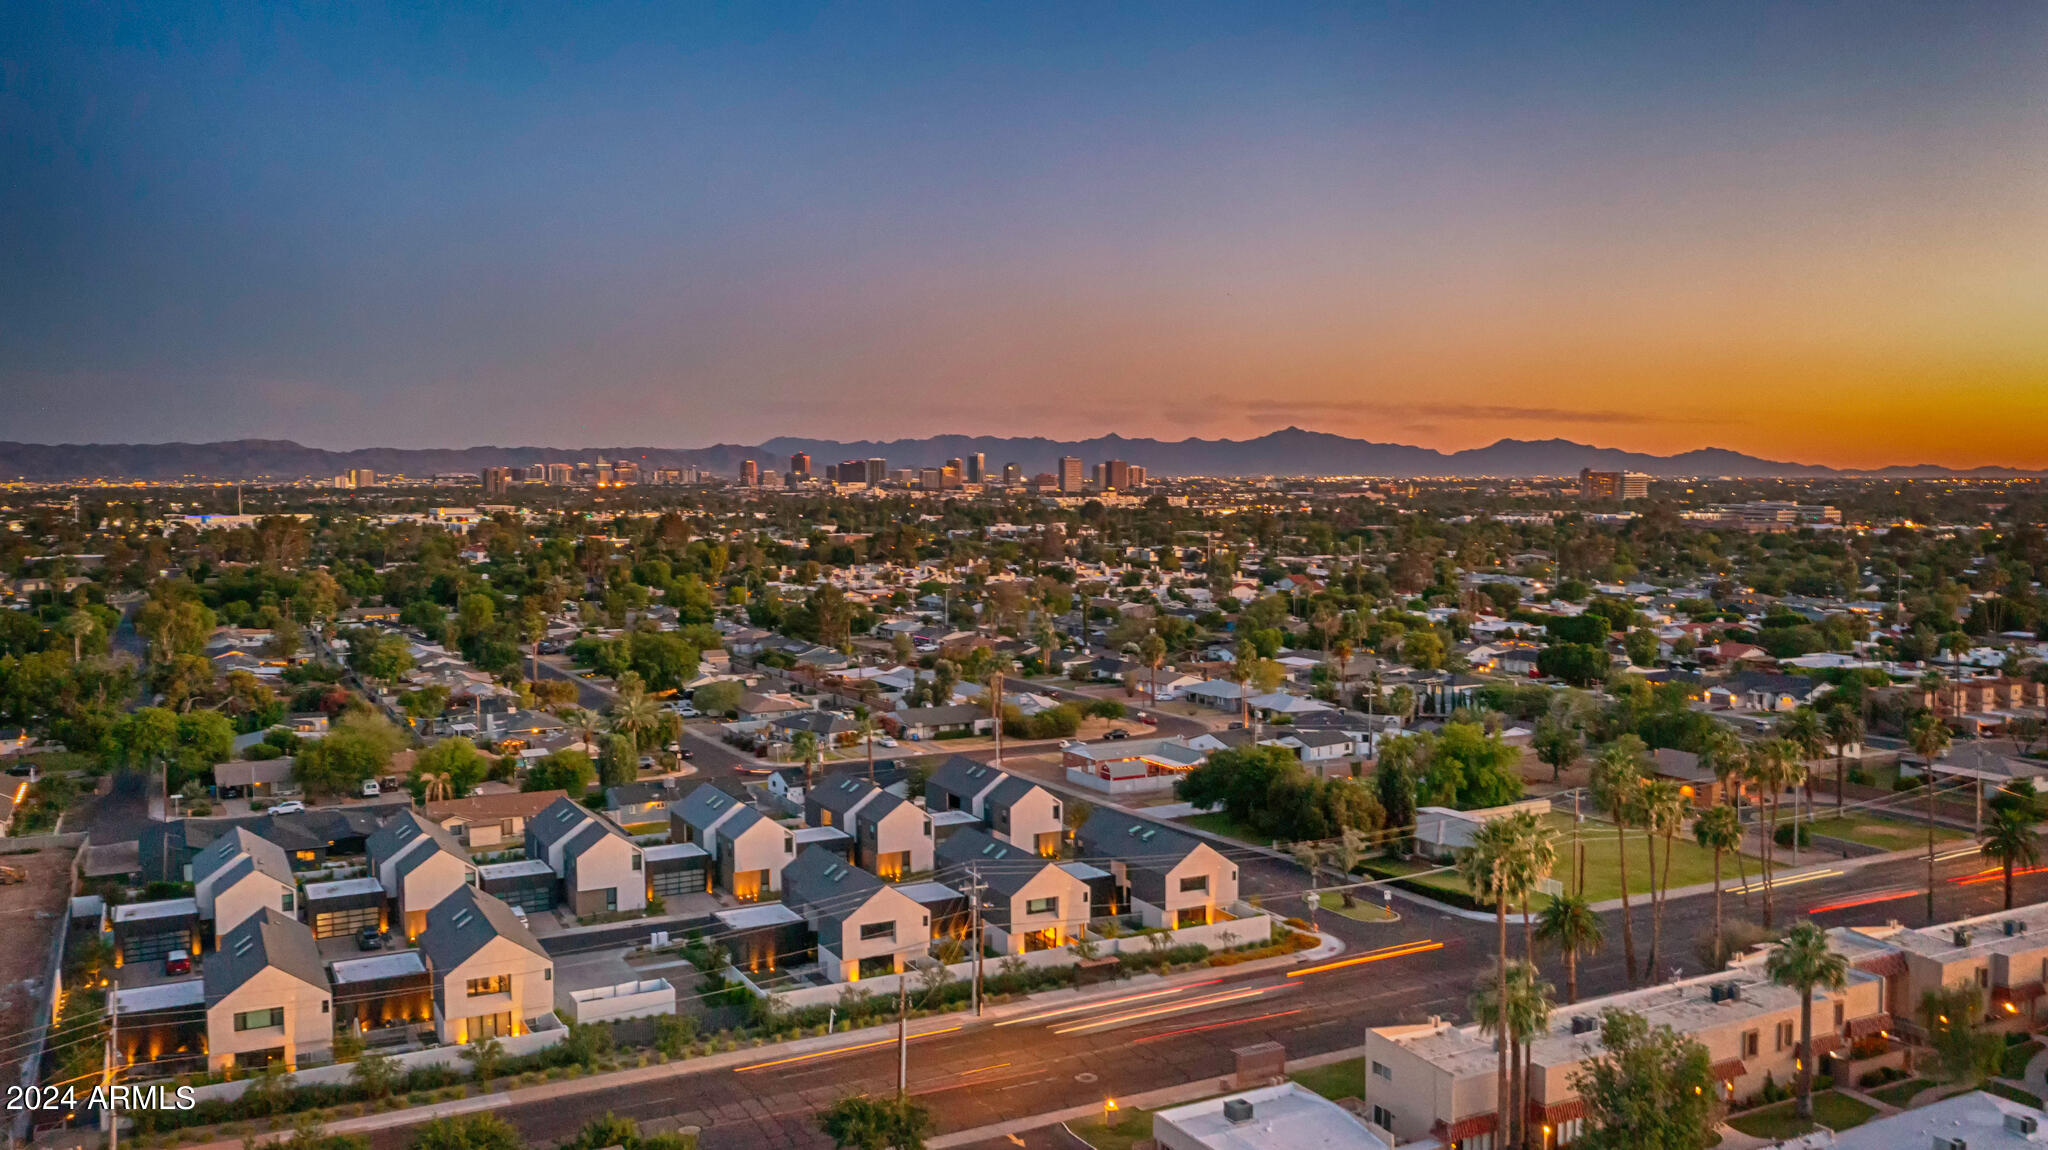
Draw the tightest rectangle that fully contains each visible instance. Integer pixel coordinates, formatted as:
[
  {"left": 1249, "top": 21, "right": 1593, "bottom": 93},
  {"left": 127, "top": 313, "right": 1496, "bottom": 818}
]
[
  {"left": 1290, "top": 1058, "right": 1365, "bottom": 1102},
  {"left": 1867, "top": 1077, "right": 1933, "bottom": 1107},
  {"left": 1176, "top": 811, "right": 1271, "bottom": 844},
  {"left": 1317, "top": 893, "right": 1397, "bottom": 922},
  {"left": 1985, "top": 1080, "right": 2044, "bottom": 1107},
  {"left": 1727, "top": 1091, "right": 1876, "bottom": 1139},
  {"left": 1066, "top": 1107, "right": 1154, "bottom": 1150},
  {"left": 1555, "top": 813, "right": 1763, "bottom": 906},
  {"left": 1804, "top": 813, "right": 1968, "bottom": 851}
]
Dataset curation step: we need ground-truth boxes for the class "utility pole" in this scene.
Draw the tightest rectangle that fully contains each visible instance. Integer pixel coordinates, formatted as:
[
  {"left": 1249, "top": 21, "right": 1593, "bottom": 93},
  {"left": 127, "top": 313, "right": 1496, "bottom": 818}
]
[
  {"left": 969, "top": 863, "right": 987, "bottom": 1016},
  {"left": 989, "top": 671, "right": 1004, "bottom": 771},
  {"left": 896, "top": 976, "right": 909, "bottom": 1099},
  {"left": 105, "top": 990, "right": 119, "bottom": 1150}
]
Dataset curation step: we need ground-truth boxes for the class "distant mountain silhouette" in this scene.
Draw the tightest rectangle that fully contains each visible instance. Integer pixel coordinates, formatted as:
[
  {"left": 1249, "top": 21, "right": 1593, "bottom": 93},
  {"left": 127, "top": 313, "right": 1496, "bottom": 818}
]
[{"left": 0, "top": 430, "right": 2034, "bottom": 482}]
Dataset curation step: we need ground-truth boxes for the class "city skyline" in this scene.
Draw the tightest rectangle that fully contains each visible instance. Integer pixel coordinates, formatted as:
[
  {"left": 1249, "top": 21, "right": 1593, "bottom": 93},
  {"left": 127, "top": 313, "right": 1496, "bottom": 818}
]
[{"left": 5, "top": 3, "right": 2046, "bottom": 467}]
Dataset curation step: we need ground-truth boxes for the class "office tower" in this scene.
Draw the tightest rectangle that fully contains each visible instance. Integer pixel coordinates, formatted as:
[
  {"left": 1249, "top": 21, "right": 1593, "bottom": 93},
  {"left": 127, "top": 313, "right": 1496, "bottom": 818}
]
[
  {"left": 523, "top": 463, "right": 546, "bottom": 482},
  {"left": 865, "top": 458, "right": 888, "bottom": 485},
  {"left": 740, "top": 460, "right": 759, "bottom": 486},
  {"left": 545, "top": 462, "right": 575, "bottom": 485},
  {"left": 612, "top": 460, "right": 640, "bottom": 485},
  {"left": 790, "top": 452, "right": 811, "bottom": 479},
  {"left": 919, "top": 467, "right": 944, "bottom": 489},
  {"left": 1003, "top": 462, "right": 1022, "bottom": 484},
  {"left": 1128, "top": 464, "right": 1146, "bottom": 487},
  {"left": 481, "top": 467, "right": 514, "bottom": 497},
  {"left": 349, "top": 468, "right": 377, "bottom": 489},
  {"left": 1057, "top": 456, "right": 1084, "bottom": 494},
  {"left": 966, "top": 453, "right": 985, "bottom": 484},
  {"left": 1579, "top": 469, "right": 1650, "bottom": 500}
]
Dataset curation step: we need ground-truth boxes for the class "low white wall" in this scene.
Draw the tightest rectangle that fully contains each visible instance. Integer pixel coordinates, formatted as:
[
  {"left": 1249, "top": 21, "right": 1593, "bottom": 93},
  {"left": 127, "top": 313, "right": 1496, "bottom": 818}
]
[
  {"left": 1063, "top": 767, "right": 1179, "bottom": 796},
  {"left": 566, "top": 978, "right": 676, "bottom": 1024},
  {"left": 184, "top": 1022, "right": 566, "bottom": 1103}
]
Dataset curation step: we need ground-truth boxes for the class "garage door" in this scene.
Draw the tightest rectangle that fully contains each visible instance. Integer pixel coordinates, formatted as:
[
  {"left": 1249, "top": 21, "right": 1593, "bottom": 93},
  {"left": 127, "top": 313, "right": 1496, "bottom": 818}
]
[
  {"left": 650, "top": 860, "right": 708, "bottom": 899},
  {"left": 311, "top": 904, "right": 382, "bottom": 940},
  {"left": 120, "top": 930, "right": 186, "bottom": 965},
  {"left": 497, "top": 884, "right": 556, "bottom": 914}
]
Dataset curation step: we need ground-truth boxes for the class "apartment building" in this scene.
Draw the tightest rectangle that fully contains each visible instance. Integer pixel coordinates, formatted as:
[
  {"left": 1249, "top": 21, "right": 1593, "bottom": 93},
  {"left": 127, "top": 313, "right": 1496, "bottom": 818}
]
[{"left": 1363, "top": 964, "right": 1886, "bottom": 1149}]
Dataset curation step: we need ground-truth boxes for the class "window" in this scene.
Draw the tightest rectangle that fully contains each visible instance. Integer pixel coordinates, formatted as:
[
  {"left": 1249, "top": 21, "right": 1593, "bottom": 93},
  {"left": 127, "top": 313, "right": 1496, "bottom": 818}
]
[
  {"left": 1833, "top": 1002, "right": 1844, "bottom": 1032},
  {"left": 605, "top": 889, "right": 618, "bottom": 912},
  {"left": 631, "top": 854, "right": 642, "bottom": 871},
  {"left": 234, "top": 1008, "right": 284, "bottom": 1031},
  {"left": 1742, "top": 1029, "right": 1760, "bottom": 1057},
  {"left": 295, "top": 850, "right": 316, "bottom": 863},
  {"left": 466, "top": 974, "right": 510, "bottom": 997},
  {"left": 281, "top": 892, "right": 294, "bottom": 912},
  {"left": 1371, "top": 1060, "right": 1393, "bottom": 1082},
  {"left": 859, "top": 921, "right": 897, "bottom": 942},
  {"left": 321, "top": 1000, "right": 329, "bottom": 1014},
  {"left": 1371, "top": 1105, "right": 1394, "bottom": 1132},
  {"left": 1977, "top": 968, "right": 1990, "bottom": 989},
  {"left": 1025, "top": 897, "right": 1059, "bottom": 917},
  {"left": 1775, "top": 1021, "right": 1794, "bottom": 1051},
  {"left": 1178, "top": 875, "right": 1209, "bottom": 894}
]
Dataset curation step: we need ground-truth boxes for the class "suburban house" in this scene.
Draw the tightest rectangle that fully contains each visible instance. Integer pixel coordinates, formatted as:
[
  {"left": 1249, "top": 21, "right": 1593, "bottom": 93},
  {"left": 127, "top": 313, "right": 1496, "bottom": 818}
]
[
  {"left": 924, "top": 757, "right": 1064, "bottom": 855},
  {"left": 670, "top": 785, "right": 794, "bottom": 899},
  {"left": 1076, "top": 810, "right": 1240, "bottom": 929},
  {"left": 887, "top": 704, "right": 994, "bottom": 740},
  {"left": 1062, "top": 735, "right": 1206, "bottom": 796},
  {"left": 417, "top": 886, "right": 556, "bottom": 1044},
  {"left": 425, "top": 790, "right": 566, "bottom": 849},
  {"left": 1364, "top": 960, "right": 1886, "bottom": 1148},
  {"left": 202, "top": 907, "right": 333, "bottom": 1072},
  {"left": 1413, "top": 800, "right": 1553, "bottom": 863},
  {"left": 934, "top": 828, "right": 1090, "bottom": 953},
  {"left": 524, "top": 796, "right": 647, "bottom": 917},
  {"left": 1705, "top": 671, "right": 1832, "bottom": 712},
  {"left": 851, "top": 790, "right": 934, "bottom": 879},
  {"left": 191, "top": 827, "right": 299, "bottom": 940},
  {"left": 805, "top": 772, "right": 887, "bottom": 830},
  {"left": 1649, "top": 748, "right": 1726, "bottom": 807},
  {"left": 367, "top": 810, "right": 479, "bottom": 940},
  {"left": 780, "top": 846, "right": 931, "bottom": 982}
]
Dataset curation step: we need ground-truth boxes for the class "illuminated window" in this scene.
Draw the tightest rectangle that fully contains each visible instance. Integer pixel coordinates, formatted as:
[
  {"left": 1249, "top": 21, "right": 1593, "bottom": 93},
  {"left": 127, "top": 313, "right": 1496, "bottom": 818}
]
[
  {"left": 234, "top": 1008, "right": 284, "bottom": 1031},
  {"left": 466, "top": 974, "right": 510, "bottom": 997}
]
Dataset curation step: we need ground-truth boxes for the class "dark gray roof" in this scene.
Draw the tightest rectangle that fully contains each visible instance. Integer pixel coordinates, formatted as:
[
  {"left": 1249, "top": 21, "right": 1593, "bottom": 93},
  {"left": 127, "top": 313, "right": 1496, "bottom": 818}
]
[
  {"left": 934, "top": 827, "right": 1057, "bottom": 897},
  {"left": 812, "top": 774, "right": 881, "bottom": 819},
  {"left": 781, "top": 845, "right": 885, "bottom": 922},
  {"left": 394, "top": 834, "right": 473, "bottom": 883},
  {"left": 671, "top": 784, "right": 748, "bottom": 835},
  {"left": 853, "top": 789, "right": 916, "bottom": 834},
  {"left": 369, "top": 809, "right": 470, "bottom": 872},
  {"left": 604, "top": 777, "right": 688, "bottom": 809},
  {"left": 894, "top": 704, "right": 986, "bottom": 727},
  {"left": 1077, "top": 808, "right": 1202, "bottom": 865},
  {"left": 926, "top": 755, "right": 1003, "bottom": 807},
  {"left": 419, "top": 886, "right": 547, "bottom": 971},
  {"left": 525, "top": 796, "right": 600, "bottom": 852},
  {"left": 204, "top": 907, "right": 327, "bottom": 1002},
  {"left": 193, "top": 826, "right": 295, "bottom": 889},
  {"left": 981, "top": 774, "right": 1045, "bottom": 816}
]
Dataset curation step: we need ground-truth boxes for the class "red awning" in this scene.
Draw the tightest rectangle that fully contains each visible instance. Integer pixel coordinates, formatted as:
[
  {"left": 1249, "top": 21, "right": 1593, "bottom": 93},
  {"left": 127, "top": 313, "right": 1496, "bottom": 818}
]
[
  {"left": 1710, "top": 1058, "right": 1748, "bottom": 1081},
  {"left": 1846, "top": 1013, "right": 1893, "bottom": 1039},
  {"left": 1995, "top": 982, "right": 2045, "bottom": 1004},
  {"left": 1529, "top": 1098, "right": 1589, "bottom": 1125},
  {"left": 1433, "top": 1113, "right": 1499, "bottom": 1141}
]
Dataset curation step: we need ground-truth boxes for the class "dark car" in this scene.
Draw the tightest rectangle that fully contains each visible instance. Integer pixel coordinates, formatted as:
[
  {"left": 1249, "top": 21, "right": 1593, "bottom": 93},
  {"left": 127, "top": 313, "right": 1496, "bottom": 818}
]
[
  {"left": 1105, "top": 728, "right": 1131, "bottom": 740},
  {"left": 677, "top": 748, "right": 694, "bottom": 760},
  {"left": 357, "top": 927, "right": 386, "bottom": 952}
]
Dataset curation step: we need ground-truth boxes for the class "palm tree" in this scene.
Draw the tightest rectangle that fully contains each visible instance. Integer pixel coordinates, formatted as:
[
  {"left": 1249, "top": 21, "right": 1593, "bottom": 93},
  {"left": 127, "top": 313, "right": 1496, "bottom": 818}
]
[
  {"left": 1910, "top": 710, "right": 1952, "bottom": 924},
  {"left": 1139, "top": 633, "right": 1166, "bottom": 707},
  {"left": 1639, "top": 778, "right": 1685, "bottom": 980},
  {"left": 1458, "top": 817, "right": 1542, "bottom": 1143},
  {"left": 1980, "top": 806, "right": 2041, "bottom": 911},
  {"left": 854, "top": 711, "right": 879, "bottom": 781},
  {"left": 1331, "top": 639, "right": 1353, "bottom": 707},
  {"left": 58, "top": 612, "right": 95, "bottom": 664},
  {"left": 1508, "top": 811, "right": 1558, "bottom": 960},
  {"left": 1693, "top": 804, "right": 1743, "bottom": 969},
  {"left": 419, "top": 772, "right": 451, "bottom": 803},
  {"left": 1824, "top": 705, "right": 1864, "bottom": 815},
  {"left": 1779, "top": 706, "right": 1826, "bottom": 834},
  {"left": 1535, "top": 893, "right": 1603, "bottom": 1004},
  {"left": 987, "top": 669, "right": 1006, "bottom": 769},
  {"left": 1745, "top": 739, "right": 1799, "bottom": 928},
  {"left": 1765, "top": 922, "right": 1849, "bottom": 1120},
  {"left": 1590, "top": 737, "right": 1647, "bottom": 984},
  {"left": 608, "top": 690, "right": 661, "bottom": 752},
  {"left": 1701, "top": 726, "right": 1753, "bottom": 896},
  {"left": 1231, "top": 639, "right": 1256, "bottom": 735},
  {"left": 1469, "top": 959, "right": 1554, "bottom": 1150},
  {"left": 791, "top": 729, "right": 822, "bottom": 790}
]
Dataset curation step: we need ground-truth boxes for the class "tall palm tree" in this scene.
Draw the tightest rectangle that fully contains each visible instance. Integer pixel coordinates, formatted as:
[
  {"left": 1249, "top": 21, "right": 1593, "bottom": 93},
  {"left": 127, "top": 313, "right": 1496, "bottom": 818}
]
[
  {"left": 1693, "top": 803, "right": 1743, "bottom": 969},
  {"left": 1701, "top": 726, "right": 1753, "bottom": 896},
  {"left": 1231, "top": 639, "right": 1256, "bottom": 735},
  {"left": 791, "top": 729, "right": 822, "bottom": 790},
  {"left": 1507, "top": 810, "right": 1558, "bottom": 960},
  {"left": 1824, "top": 705, "right": 1864, "bottom": 815},
  {"left": 854, "top": 711, "right": 879, "bottom": 781},
  {"left": 1765, "top": 922, "right": 1850, "bottom": 1121},
  {"left": 1331, "top": 640, "right": 1353, "bottom": 708},
  {"left": 1980, "top": 806, "right": 2041, "bottom": 911},
  {"left": 1638, "top": 778, "right": 1686, "bottom": 980},
  {"left": 1590, "top": 737, "right": 1647, "bottom": 984},
  {"left": 1458, "top": 818, "right": 1541, "bottom": 1143},
  {"left": 1535, "top": 893, "right": 1603, "bottom": 1004},
  {"left": 608, "top": 690, "right": 661, "bottom": 752},
  {"left": 1779, "top": 706, "right": 1826, "bottom": 833},
  {"left": 1910, "top": 710, "right": 1953, "bottom": 924},
  {"left": 59, "top": 612, "right": 95, "bottom": 664},
  {"left": 1139, "top": 633, "right": 1166, "bottom": 707},
  {"left": 1745, "top": 739, "right": 1799, "bottom": 928},
  {"left": 1469, "top": 959, "right": 1554, "bottom": 1150}
]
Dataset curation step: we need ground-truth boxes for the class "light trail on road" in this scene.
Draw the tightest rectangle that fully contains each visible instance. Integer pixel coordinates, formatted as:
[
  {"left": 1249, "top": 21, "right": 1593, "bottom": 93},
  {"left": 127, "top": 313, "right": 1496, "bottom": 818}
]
[
  {"left": 733, "top": 1025, "right": 963, "bottom": 1072},
  {"left": 993, "top": 980, "right": 1225, "bottom": 1027},
  {"left": 1729, "top": 869, "right": 1841, "bottom": 896},
  {"left": 1286, "top": 939, "right": 1444, "bottom": 978},
  {"left": 1954, "top": 864, "right": 2048, "bottom": 887},
  {"left": 1131, "top": 1009, "right": 1303, "bottom": 1044},
  {"left": 1050, "top": 983, "right": 1298, "bottom": 1036},
  {"left": 1807, "top": 889, "right": 1917, "bottom": 914}
]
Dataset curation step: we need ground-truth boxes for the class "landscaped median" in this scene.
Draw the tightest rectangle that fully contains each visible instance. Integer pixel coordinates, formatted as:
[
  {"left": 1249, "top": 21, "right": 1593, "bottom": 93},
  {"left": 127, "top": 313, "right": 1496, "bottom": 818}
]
[{"left": 134, "top": 922, "right": 1340, "bottom": 1149}]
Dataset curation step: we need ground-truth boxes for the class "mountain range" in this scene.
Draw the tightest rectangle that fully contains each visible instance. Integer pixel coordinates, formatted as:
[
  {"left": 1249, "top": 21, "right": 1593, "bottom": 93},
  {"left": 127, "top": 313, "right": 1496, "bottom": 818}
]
[{"left": 0, "top": 429, "right": 2036, "bottom": 482}]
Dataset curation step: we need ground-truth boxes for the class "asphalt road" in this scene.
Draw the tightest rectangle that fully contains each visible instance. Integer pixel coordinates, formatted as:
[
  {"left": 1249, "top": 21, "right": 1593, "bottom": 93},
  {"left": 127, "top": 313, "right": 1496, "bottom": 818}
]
[{"left": 356, "top": 824, "right": 2048, "bottom": 1150}]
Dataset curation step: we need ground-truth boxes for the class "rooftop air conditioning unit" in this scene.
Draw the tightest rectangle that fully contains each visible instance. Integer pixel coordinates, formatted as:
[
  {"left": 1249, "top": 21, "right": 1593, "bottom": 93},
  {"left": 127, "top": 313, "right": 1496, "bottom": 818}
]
[
  {"left": 1222, "top": 1099, "right": 1255, "bottom": 1125},
  {"left": 1932, "top": 1135, "right": 1968, "bottom": 1150},
  {"left": 1570, "top": 1015, "right": 1598, "bottom": 1035},
  {"left": 1710, "top": 982, "right": 1743, "bottom": 1003},
  {"left": 2005, "top": 920, "right": 2028, "bottom": 937},
  {"left": 2003, "top": 1112, "right": 2038, "bottom": 1135},
  {"left": 1953, "top": 927, "right": 1975, "bottom": 947}
]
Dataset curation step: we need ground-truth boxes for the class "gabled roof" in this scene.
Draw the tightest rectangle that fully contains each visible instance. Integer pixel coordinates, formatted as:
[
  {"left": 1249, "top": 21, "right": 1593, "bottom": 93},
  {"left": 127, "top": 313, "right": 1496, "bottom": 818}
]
[
  {"left": 812, "top": 773, "right": 882, "bottom": 818},
  {"left": 204, "top": 907, "right": 327, "bottom": 1002},
  {"left": 525, "top": 795, "right": 600, "bottom": 851},
  {"left": 781, "top": 845, "right": 885, "bottom": 917},
  {"left": 193, "top": 826, "right": 295, "bottom": 889},
  {"left": 982, "top": 773, "right": 1047, "bottom": 814},
  {"left": 419, "top": 886, "right": 548, "bottom": 972},
  {"left": 671, "top": 783, "right": 749, "bottom": 833},
  {"left": 926, "top": 755, "right": 1004, "bottom": 804},
  {"left": 368, "top": 809, "right": 471, "bottom": 870},
  {"left": 853, "top": 789, "right": 917, "bottom": 832},
  {"left": 426, "top": 790, "right": 566, "bottom": 825},
  {"left": 934, "top": 826, "right": 1060, "bottom": 897},
  {"left": 1077, "top": 808, "right": 1204, "bottom": 867}
]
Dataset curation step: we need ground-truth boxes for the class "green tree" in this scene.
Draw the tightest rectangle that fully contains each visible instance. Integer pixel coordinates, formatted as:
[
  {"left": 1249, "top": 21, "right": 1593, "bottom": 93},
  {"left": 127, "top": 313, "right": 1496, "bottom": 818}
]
[
  {"left": 1765, "top": 922, "right": 1849, "bottom": 1119},
  {"left": 349, "top": 1049, "right": 399, "bottom": 1099},
  {"left": 1535, "top": 893, "right": 1603, "bottom": 1005},
  {"left": 1920, "top": 984, "right": 2000, "bottom": 1086},
  {"left": 608, "top": 687, "right": 662, "bottom": 751},
  {"left": 1639, "top": 777, "right": 1686, "bottom": 981},
  {"left": 1743, "top": 738, "right": 1803, "bottom": 928},
  {"left": 816, "top": 1095, "right": 933, "bottom": 1150},
  {"left": 1980, "top": 806, "right": 2041, "bottom": 911},
  {"left": 1823, "top": 705, "right": 1863, "bottom": 814},
  {"left": 1570, "top": 1010, "right": 1720, "bottom": 1150},
  {"left": 599, "top": 733, "right": 638, "bottom": 789},
  {"left": 1470, "top": 959, "right": 1554, "bottom": 1150},
  {"left": 411, "top": 737, "right": 488, "bottom": 801},
  {"left": 460, "top": 1034, "right": 505, "bottom": 1084},
  {"left": 525, "top": 748, "right": 596, "bottom": 795},
  {"left": 1533, "top": 713, "right": 1582, "bottom": 783},
  {"left": 693, "top": 680, "right": 743, "bottom": 717},
  {"left": 407, "top": 1113, "right": 523, "bottom": 1150}
]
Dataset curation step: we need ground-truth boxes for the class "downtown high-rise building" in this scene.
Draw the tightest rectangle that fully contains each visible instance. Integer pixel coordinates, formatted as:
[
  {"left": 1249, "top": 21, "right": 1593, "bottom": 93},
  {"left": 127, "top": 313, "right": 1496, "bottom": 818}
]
[
  {"left": 965, "top": 453, "right": 985, "bottom": 483},
  {"left": 789, "top": 452, "right": 811, "bottom": 481},
  {"left": 1057, "top": 456, "right": 1085, "bottom": 494},
  {"left": 865, "top": 458, "right": 888, "bottom": 485},
  {"left": 481, "top": 466, "right": 515, "bottom": 497},
  {"left": 1002, "top": 462, "right": 1022, "bottom": 484},
  {"left": 739, "top": 459, "right": 759, "bottom": 486},
  {"left": 545, "top": 462, "right": 575, "bottom": 484},
  {"left": 348, "top": 468, "right": 378, "bottom": 489}
]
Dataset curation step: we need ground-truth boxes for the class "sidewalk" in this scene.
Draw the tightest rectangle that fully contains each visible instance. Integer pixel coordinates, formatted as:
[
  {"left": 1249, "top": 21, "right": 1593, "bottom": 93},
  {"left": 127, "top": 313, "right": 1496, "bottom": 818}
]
[{"left": 172, "top": 926, "right": 1346, "bottom": 1150}]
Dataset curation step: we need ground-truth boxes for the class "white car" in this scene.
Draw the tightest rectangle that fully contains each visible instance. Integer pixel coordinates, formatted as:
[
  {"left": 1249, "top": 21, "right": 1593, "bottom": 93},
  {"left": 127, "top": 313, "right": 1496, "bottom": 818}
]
[
  {"left": 360, "top": 779, "right": 381, "bottom": 797},
  {"left": 269, "top": 800, "right": 306, "bottom": 814}
]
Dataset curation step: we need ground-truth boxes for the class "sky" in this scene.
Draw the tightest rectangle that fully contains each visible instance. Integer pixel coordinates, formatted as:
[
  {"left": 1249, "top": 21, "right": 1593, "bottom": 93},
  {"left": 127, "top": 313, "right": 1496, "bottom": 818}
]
[{"left": 3, "top": 2, "right": 2046, "bottom": 467}]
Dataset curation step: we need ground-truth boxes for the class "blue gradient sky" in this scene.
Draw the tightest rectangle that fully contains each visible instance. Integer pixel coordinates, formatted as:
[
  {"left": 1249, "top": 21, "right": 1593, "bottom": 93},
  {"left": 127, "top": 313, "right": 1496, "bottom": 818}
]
[{"left": 4, "top": 2, "right": 2045, "bottom": 465}]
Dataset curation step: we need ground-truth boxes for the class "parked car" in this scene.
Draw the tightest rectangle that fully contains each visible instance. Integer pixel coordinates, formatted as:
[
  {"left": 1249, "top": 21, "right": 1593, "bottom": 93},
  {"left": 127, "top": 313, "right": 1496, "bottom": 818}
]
[
  {"left": 1105, "top": 728, "right": 1131, "bottom": 740},
  {"left": 357, "top": 926, "right": 386, "bottom": 951},
  {"left": 5, "top": 762, "right": 37, "bottom": 779},
  {"left": 360, "top": 779, "right": 381, "bottom": 797},
  {"left": 639, "top": 755, "right": 658, "bottom": 771},
  {"left": 1138, "top": 713, "right": 1158, "bottom": 725},
  {"left": 677, "top": 748, "right": 694, "bottom": 760},
  {"left": 270, "top": 800, "right": 306, "bottom": 814},
  {"left": 164, "top": 949, "right": 191, "bottom": 975}
]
